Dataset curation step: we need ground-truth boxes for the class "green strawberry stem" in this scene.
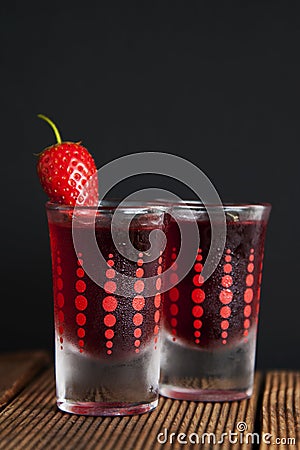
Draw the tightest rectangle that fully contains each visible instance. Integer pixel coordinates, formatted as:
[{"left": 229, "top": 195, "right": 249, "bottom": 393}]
[{"left": 38, "top": 114, "right": 62, "bottom": 144}]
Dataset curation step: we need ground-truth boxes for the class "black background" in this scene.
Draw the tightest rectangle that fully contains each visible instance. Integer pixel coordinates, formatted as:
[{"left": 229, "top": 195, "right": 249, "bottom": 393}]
[{"left": 1, "top": 2, "right": 299, "bottom": 369}]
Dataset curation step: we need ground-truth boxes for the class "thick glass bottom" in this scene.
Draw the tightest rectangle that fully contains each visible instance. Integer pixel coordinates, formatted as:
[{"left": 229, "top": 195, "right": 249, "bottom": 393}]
[
  {"left": 160, "top": 329, "right": 256, "bottom": 402},
  {"left": 57, "top": 398, "right": 158, "bottom": 416},
  {"left": 55, "top": 342, "right": 160, "bottom": 416},
  {"left": 159, "top": 385, "right": 252, "bottom": 402}
]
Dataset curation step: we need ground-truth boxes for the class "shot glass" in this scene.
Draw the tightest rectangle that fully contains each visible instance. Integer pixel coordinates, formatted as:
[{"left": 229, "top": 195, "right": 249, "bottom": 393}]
[
  {"left": 160, "top": 202, "right": 271, "bottom": 401},
  {"left": 46, "top": 201, "right": 165, "bottom": 416}
]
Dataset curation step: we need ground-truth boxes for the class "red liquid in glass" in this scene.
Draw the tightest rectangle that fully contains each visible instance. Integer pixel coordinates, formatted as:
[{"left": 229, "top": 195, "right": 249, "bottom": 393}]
[
  {"left": 163, "top": 218, "right": 267, "bottom": 349},
  {"left": 48, "top": 217, "right": 162, "bottom": 359}
]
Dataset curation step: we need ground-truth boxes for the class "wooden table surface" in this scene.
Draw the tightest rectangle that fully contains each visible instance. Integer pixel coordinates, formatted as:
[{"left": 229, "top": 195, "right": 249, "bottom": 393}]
[{"left": 0, "top": 351, "right": 299, "bottom": 450}]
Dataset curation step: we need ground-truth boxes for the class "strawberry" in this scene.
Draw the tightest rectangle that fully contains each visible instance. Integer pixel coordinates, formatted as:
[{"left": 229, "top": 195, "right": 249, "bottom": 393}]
[{"left": 36, "top": 114, "right": 98, "bottom": 206}]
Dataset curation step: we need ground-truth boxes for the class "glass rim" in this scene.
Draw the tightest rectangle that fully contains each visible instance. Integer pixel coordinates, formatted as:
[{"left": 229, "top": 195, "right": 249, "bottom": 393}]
[
  {"left": 45, "top": 201, "right": 167, "bottom": 214},
  {"left": 168, "top": 201, "right": 272, "bottom": 211},
  {"left": 46, "top": 200, "right": 272, "bottom": 212}
]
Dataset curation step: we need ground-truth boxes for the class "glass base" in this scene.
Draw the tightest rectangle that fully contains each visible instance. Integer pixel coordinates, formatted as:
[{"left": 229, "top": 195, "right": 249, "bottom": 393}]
[
  {"left": 57, "top": 398, "right": 158, "bottom": 416},
  {"left": 159, "top": 385, "right": 252, "bottom": 402},
  {"left": 160, "top": 330, "right": 256, "bottom": 402}
]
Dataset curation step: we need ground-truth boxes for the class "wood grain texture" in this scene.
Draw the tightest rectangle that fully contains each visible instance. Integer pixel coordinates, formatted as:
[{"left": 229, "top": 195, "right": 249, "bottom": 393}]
[
  {"left": 0, "top": 353, "right": 299, "bottom": 450},
  {"left": 0, "top": 362, "right": 262, "bottom": 450},
  {"left": 0, "top": 351, "right": 50, "bottom": 409},
  {"left": 259, "top": 371, "right": 299, "bottom": 450}
]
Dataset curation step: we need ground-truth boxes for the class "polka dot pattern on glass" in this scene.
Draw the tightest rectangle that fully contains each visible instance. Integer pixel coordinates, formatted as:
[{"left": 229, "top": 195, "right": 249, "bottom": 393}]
[
  {"left": 243, "top": 248, "right": 255, "bottom": 340},
  {"left": 132, "top": 253, "right": 145, "bottom": 353},
  {"left": 103, "top": 253, "right": 117, "bottom": 355},
  {"left": 168, "top": 248, "right": 179, "bottom": 341},
  {"left": 192, "top": 248, "right": 205, "bottom": 344},
  {"left": 75, "top": 253, "right": 87, "bottom": 352},
  {"left": 220, "top": 249, "right": 233, "bottom": 345},
  {"left": 256, "top": 252, "right": 264, "bottom": 324},
  {"left": 153, "top": 251, "right": 163, "bottom": 350}
]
